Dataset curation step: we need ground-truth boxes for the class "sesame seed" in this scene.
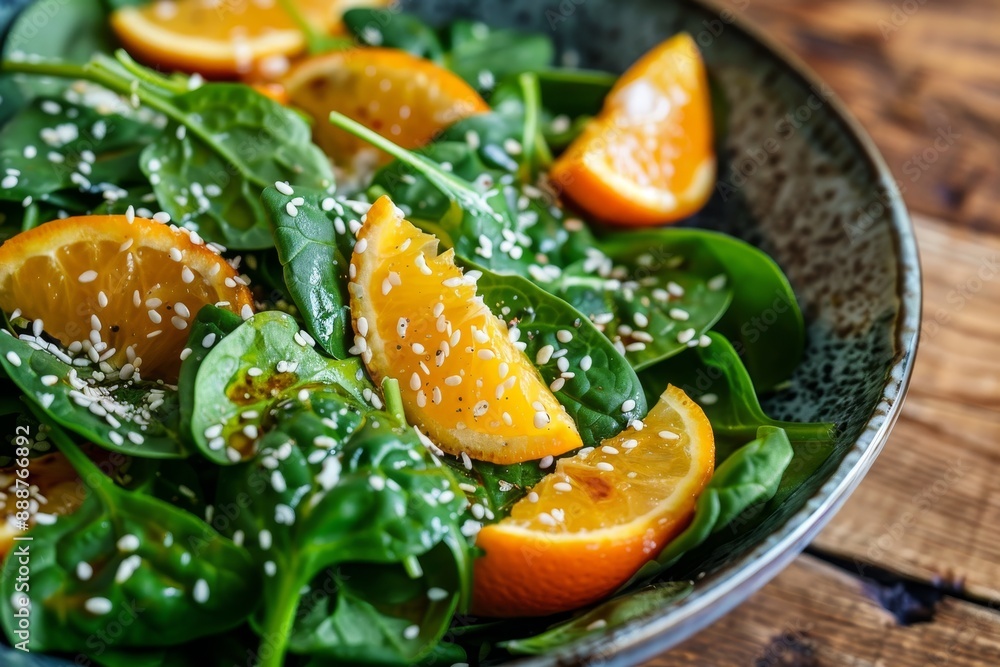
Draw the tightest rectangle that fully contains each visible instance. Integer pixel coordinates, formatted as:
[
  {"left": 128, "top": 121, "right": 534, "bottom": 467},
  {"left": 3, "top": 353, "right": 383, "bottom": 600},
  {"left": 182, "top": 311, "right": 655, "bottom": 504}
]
[
  {"left": 554, "top": 481, "right": 572, "bottom": 492},
  {"left": 174, "top": 302, "right": 190, "bottom": 319},
  {"left": 259, "top": 529, "right": 272, "bottom": 549},
  {"left": 602, "top": 445, "right": 620, "bottom": 455},
  {"left": 633, "top": 312, "right": 649, "bottom": 328},
  {"left": 41, "top": 375, "right": 58, "bottom": 386},
  {"left": 241, "top": 304, "right": 253, "bottom": 320},
  {"left": 659, "top": 430, "right": 679, "bottom": 440},
  {"left": 549, "top": 377, "right": 566, "bottom": 392},
  {"left": 533, "top": 412, "right": 550, "bottom": 429},
  {"left": 527, "top": 491, "right": 539, "bottom": 503},
  {"left": 97, "top": 291, "right": 109, "bottom": 307},
  {"left": 432, "top": 387, "right": 442, "bottom": 404},
  {"left": 355, "top": 238, "right": 368, "bottom": 254},
  {"left": 148, "top": 310, "right": 162, "bottom": 324},
  {"left": 622, "top": 439, "right": 638, "bottom": 449},
  {"left": 669, "top": 308, "right": 690, "bottom": 321},
  {"left": 357, "top": 317, "right": 369, "bottom": 336},
  {"left": 427, "top": 587, "right": 448, "bottom": 601},
  {"left": 667, "top": 281, "right": 685, "bottom": 297},
  {"left": 125, "top": 205, "right": 135, "bottom": 224},
  {"left": 699, "top": 334, "right": 713, "bottom": 347},
  {"left": 536, "top": 345, "right": 554, "bottom": 365},
  {"left": 416, "top": 390, "right": 427, "bottom": 407},
  {"left": 153, "top": 211, "right": 170, "bottom": 223},
  {"left": 76, "top": 562, "right": 93, "bottom": 581},
  {"left": 596, "top": 462, "right": 615, "bottom": 472},
  {"left": 677, "top": 328, "right": 696, "bottom": 344},
  {"left": 181, "top": 267, "right": 194, "bottom": 283},
  {"left": 78, "top": 270, "right": 98, "bottom": 283},
  {"left": 700, "top": 393, "right": 719, "bottom": 405},
  {"left": 5, "top": 351, "right": 21, "bottom": 367},
  {"left": 117, "top": 534, "right": 140, "bottom": 552},
  {"left": 556, "top": 329, "right": 573, "bottom": 343},
  {"left": 172, "top": 316, "right": 188, "bottom": 330},
  {"left": 442, "top": 277, "right": 462, "bottom": 288},
  {"left": 708, "top": 274, "right": 727, "bottom": 290},
  {"left": 410, "top": 373, "right": 421, "bottom": 391},
  {"left": 192, "top": 579, "right": 209, "bottom": 604},
  {"left": 538, "top": 512, "right": 556, "bottom": 526},
  {"left": 477, "top": 349, "right": 495, "bottom": 360},
  {"left": 403, "top": 624, "right": 420, "bottom": 640},
  {"left": 444, "top": 375, "right": 462, "bottom": 386},
  {"left": 84, "top": 597, "right": 112, "bottom": 615},
  {"left": 411, "top": 343, "right": 424, "bottom": 354},
  {"left": 274, "top": 181, "right": 294, "bottom": 195}
]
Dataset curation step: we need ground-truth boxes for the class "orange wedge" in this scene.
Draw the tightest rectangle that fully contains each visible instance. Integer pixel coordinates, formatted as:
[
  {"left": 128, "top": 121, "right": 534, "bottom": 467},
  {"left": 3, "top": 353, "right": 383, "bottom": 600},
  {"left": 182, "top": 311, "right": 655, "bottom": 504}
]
[
  {"left": 283, "top": 48, "right": 489, "bottom": 166},
  {"left": 472, "top": 385, "right": 715, "bottom": 617},
  {"left": 110, "top": 0, "right": 382, "bottom": 78},
  {"left": 550, "top": 33, "right": 716, "bottom": 226},
  {"left": 348, "top": 196, "right": 583, "bottom": 465},
  {"left": 0, "top": 214, "right": 253, "bottom": 383}
]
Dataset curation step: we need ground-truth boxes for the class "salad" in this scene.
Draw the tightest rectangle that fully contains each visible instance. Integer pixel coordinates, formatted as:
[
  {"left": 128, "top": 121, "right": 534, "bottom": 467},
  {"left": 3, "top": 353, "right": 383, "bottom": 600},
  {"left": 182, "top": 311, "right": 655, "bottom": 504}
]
[{"left": 0, "top": 1, "right": 836, "bottom": 665}]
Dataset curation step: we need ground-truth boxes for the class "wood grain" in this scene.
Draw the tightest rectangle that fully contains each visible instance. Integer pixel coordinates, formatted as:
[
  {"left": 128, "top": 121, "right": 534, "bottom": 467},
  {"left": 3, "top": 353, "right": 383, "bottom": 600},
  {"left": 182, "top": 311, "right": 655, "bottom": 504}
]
[
  {"left": 740, "top": 0, "right": 1000, "bottom": 233},
  {"left": 651, "top": 555, "right": 1000, "bottom": 667}
]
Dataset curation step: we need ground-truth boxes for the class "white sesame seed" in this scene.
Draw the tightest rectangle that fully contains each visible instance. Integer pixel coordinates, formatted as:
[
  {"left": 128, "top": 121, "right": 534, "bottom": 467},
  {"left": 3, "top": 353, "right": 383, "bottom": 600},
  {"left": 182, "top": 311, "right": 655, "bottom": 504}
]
[
  {"left": 556, "top": 329, "right": 573, "bottom": 343},
  {"left": 411, "top": 343, "right": 425, "bottom": 354},
  {"left": 274, "top": 181, "right": 294, "bottom": 195},
  {"left": 181, "top": 267, "right": 195, "bottom": 283},
  {"left": 78, "top": 270, "right": 98, "bottom": 283},
  {"left": 174, "top": 302, "right": 190, "bottom": 319},
  {"left": 677, "top": 328, "right": 696, "bottom": 344},
  {"left": 536, "top": 345, "right": 554, "bottom": 365},
  {"left": 148, "top": 310, "right": 162, "bottom": 324},
  {"left": 667, "top": 281, "right": 685, "bottom": 297},
  {"left": 477, "top": 349, "right": 495, "bottom": 360},
  {"left": 596, "top": 462, "right": 615, "bottom": 472},
  {"left": 40, "top": 375, "right": 59, "bottom": 386},
  {"left": 117, "top": 534, "right": 140, "bottom": 552},
  {"left": 172, "top": 316, "right": 188, "bottom": 330},
  {"left": 622, "top": 439, "right": 639, "bottom": 449},
  {"left": 427, "top": 587, "right": 448, "bottom": 601},
  {"left": 247, "top": 367, "right": 263, "bottom": 377},
  {"left": 444, "top": 375, "right": 462, "bottom": 386},
  {"left": 355, "top": 238, "right": 368, "bottom": 254},
  {"left": 533, "top": 412, "right": 550, "bottom": 429},
  {"left": 153, "top": 211, "right": 171, "bottom": 224},
  {"left": 84, "top": 597, "right": 112, "bottom": 615},
  {"left": 550, "top": 377, "right": 566, "bottom": 392},
  {"left": 602, "top": 445, "right": 620, "bottom": 455},
  {"left": 554, "top": 481, "right": 572, "bottom": 492},
  {"left": 410, "top": 373, "right": 422, "bottom": 391},
  {"left": 192, "top": 579, "right": 209, "bottom": 604},
  {"left": 259, "top": 529, "right": 272, "bottom": 549},
  {"left": 241, "top": 304, "right": 253, "bottom": 320},
  {"left": 5, "top": 351, "right": 21, "bottom": 367},
  {"left": 76, "top": 562, "right": 93, "bottom": 581},
  {"left": 669, "top": 308, "right": 690, "bottom": 321},
  {"left": 403, "top": 624, "right": 420, "bottom": 640},
  {"left": 621, "top": 399, "right": 637, "bottom": 413},
  {"left": 699, "top": 334, "right": 713, "bottom": 347},
  {"left": 357, "top": 317, "right": 369, "bottom": 336},
  {"left": 708, "top": 274, "right": 727, "bottom": 290},
  {"left": 202, "top": 333, "right": 217, "bottom": 348},
  {"left": 700, "top": 393, "right": 719, "bottom": 405}
]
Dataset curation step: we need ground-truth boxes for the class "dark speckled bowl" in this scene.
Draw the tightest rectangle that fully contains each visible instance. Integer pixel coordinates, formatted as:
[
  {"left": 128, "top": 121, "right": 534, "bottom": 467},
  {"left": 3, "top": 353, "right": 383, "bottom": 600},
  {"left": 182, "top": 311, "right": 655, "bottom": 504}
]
[
  {"left": 0, "top": 0, "right": 919, "bottom": 665},
  {"left": 399, "top": 0, "right": 920, "bottom": 664}
]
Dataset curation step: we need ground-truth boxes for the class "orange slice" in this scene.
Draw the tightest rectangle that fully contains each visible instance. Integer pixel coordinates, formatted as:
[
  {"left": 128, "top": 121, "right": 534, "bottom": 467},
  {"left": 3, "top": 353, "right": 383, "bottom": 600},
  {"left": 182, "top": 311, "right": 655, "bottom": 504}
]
[
  {"left": 349, "top": 196, "right": 583, "bottom": 465},
  {"left": 550, "top": 33, "right": 716, "bottom": 226},
  {"left": 283, "top": 48, "right": 489, "bottom": 166},
  {"left": 0, "top": 214, "right": 253, "bottom": 383},
  {"left": 110, "top": 0, "right": 382, "bottom": 78},
  {"left": 471, "top": 385, "right": 715, "bottom": 617}
]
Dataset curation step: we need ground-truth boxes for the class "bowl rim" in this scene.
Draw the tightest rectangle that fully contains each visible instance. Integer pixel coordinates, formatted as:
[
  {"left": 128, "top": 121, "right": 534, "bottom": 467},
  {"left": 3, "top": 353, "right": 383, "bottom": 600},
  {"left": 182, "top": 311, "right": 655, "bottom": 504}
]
[{"left": 509, "top": 0, "right": 922, "bottom": 664}]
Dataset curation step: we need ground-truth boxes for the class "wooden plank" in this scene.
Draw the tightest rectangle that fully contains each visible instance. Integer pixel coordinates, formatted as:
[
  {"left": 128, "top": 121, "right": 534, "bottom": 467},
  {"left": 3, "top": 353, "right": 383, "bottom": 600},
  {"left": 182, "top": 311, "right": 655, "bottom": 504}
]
[
  {"left": 809, "top": 214, "right": 1000, "bottom": 602},
  {"left": 739, "top": 0, "right": 1000, "bottom": 232},
  {"left": 647, "top": 555, "right": 1000, "bottom": 666}
]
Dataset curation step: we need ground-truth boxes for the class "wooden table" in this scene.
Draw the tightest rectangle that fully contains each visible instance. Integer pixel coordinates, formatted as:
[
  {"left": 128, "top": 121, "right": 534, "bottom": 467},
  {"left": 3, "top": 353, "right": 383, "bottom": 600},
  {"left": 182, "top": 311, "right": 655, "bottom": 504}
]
[{"left": 650, "top": 1, "right": 1000, "bottom": 664}]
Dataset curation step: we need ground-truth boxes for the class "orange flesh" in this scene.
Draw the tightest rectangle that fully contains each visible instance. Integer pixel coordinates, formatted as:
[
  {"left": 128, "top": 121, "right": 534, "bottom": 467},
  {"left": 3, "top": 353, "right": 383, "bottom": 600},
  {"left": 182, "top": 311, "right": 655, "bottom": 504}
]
[{"left": 349, "top": 196, "right": 583, "bottom": 464}]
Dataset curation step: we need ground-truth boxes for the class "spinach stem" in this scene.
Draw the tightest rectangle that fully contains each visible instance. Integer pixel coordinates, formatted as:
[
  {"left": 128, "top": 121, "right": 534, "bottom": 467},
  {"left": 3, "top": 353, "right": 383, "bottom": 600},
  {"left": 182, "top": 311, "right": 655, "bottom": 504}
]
[
  {"left": 381, "top": 377, "right": 406, "bottom": 424},
  {"left": 1, "top": 54, "right": 268, "bottom": 189},
  {"left": 259, "top": 568, "right": 300, "bottom": 667},
  {"left": 20, "top": 202, "right": 39, "bottom": 232},
  {"left": 517, "top": 72, "right": 552, "bottom": 180},
  {"left": 327, "top": 111, "right": 492, "bottom": 214}
]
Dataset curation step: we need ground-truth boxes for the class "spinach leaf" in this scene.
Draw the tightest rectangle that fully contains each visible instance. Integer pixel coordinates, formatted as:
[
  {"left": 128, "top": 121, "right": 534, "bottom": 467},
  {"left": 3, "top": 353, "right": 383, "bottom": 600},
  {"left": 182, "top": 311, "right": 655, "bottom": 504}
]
[
  {"left": 342, "top": 7, "right": 445, "bottom": 61},
  {"left": 503, "top": 580, "right": 693, "bottom": 655},
  {"left": 0, "top": 96, "right": 156, "bottom": 204},
  {"left": 445, "top": 21, "right": 554, "bottom": 94},
  {"left": 550, "top": 236, "right": 733, "bottom": 371},
  {"left": 3, "top": 52, "right": 335, "bottom": 249},
  {"left": 214, "top": 386, "right": 470, "bottom": 667},
  {"left": 190, "top": 311, "right": 375, "bottom": 464},
  {"left": 0, "top": 417, "right": 257, "bottom": 654},
  {"left": 471, "top": 261, "right": 647, "bottom": 447},
  {"left": 617, "top": 229, "right": 803, "bottom": 390},
  {"left": 445, "top": 458, "right": 546, "bottom": 520},
  {"left": 532, "top": 69, "right": 615, "bottom": 119},
  {"left": 139, "top": 81, "right": 333, "bottom": 249},
  {"left": 641, "top": 332, "right": 834, "bottom": 448},
  {"left": 177, "top": 305, "right": 244, "bottom": 450},
  {"left": 262, "top": 186, "right": 369, "bottom": 359},
  {"left": 626, "top": 425, "right": 794, "bottom": 585},
  {"left": 0, "top": 330, "right": 186, "bottom": 458}
]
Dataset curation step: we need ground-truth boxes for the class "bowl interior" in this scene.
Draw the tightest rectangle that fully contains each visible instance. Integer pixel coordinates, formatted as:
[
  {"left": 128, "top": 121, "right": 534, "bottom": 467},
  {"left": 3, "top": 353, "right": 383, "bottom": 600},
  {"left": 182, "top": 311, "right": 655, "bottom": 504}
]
[{"left": 404, "top": 0, "right": 917, "bottom": 662}]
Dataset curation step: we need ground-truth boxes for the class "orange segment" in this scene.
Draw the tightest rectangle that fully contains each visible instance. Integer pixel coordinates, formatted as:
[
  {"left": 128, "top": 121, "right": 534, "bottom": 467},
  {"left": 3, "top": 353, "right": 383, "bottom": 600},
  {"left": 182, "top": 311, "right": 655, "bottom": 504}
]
[
  {"left": 0, "top": 214, "right": 253, "bottom": 383},
  {"left": 349, "top": 196, "right": 583, "bottom": 465},
  {"left": 550, "top": 33, "right": 716, "bottom": 226},
  {"left": 283, "top": 48, "right": 489, "bottom": 166},
  {"left": 110, "top": 0, "right": 382, "bottom": 78},
  {"left": 471, "top": 385, "right": 715, "bottom": 617}
]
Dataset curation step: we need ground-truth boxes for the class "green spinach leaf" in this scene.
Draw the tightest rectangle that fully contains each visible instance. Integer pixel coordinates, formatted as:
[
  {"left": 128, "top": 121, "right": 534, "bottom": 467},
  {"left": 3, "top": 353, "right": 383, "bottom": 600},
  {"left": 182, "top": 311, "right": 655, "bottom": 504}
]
[
  {"left": 503, "top": 580, "right": 693, "bottom": 655},
  {"left": 445, "top": 21, "right": 554, "bottom": 95},
  {"left": 262, "top": 186, "right": 369, "bottom": 359},
  {"left": 641, "top": 332, "right": 834, "bottom": 448},
  {"left": 0, "top": 417, "right": 257, "bottom": 654},
  {"left": 342, "top": 8, "right": 445, "bottom": 61},
  {"left": 190, "top": 311, "right": 374, "bottom": 464},
  {"left": 471, "top": 261, "right": 647, "bottom": 447},
  {"left": 215, "top": 385, "right": 470, "bottom": 667},
  {"left": 0, "top": 330, "right": 186, "bottom": 458}
]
